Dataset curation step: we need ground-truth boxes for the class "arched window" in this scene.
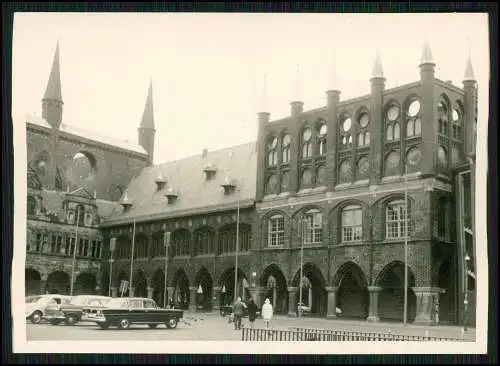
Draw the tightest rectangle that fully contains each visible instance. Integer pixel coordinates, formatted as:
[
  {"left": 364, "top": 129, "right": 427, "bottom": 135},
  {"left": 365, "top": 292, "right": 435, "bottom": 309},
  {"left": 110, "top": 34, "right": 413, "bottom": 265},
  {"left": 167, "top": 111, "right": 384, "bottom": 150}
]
[
  {"left": 282, "top": 134, "right": 291, "bottom": 163},
  {"left": 267, "top": 136, "right": 278, "bottom": 166},
  {"left": 27, "top": 196, "right": 37, "bottom": 215},
  {"left": 268, "top": 215, "right": 285, "bottom": 247},
  {"left": 302, "top": 127, "right": 313, "bottom": 159},
  {"left": 172, "top": 230, "right": 191, "bottom": 257},
  {"left": 406, "top": 99, "right": 422, "bottom": 137},
  {"left": 302, "top": 209, "right": 323, "bottom": 245},
  {"left": 452, "top": 108, "right": 462, "bottom": 140},
  {"left": 386, "top": 200, "right": 411, "bottom": 239},
  {"left": 317, "top": 123, "right": 327, "bottom": 155},
  {"left": 340, "top": 117, "right": 352, "bottom": 148},
  {"left": 195, "top": 228, "right": 215, "bottom": 255},
  {"left": 341, "top": 205, "right": 363, "bottom": 242},
  {"left": 385, "top": 105, "right": 400, "bottom": 141},
  {"left": 219, "top": 225, "right": 250, "bottom": 253},
  {"left": 437, "top": 101, "right": 449, "bottom": 135}
]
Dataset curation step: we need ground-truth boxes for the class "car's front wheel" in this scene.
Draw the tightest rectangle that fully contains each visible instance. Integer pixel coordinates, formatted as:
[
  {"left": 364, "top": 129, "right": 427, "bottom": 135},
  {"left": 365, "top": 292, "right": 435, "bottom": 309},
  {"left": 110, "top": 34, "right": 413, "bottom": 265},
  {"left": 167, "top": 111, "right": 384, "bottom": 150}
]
[
  {"left": 30, "top": 311, "right": 43, "bottom": 324},
  {"left": 65, "top": 314, "right": 78, "bottom": 325},
  {"left": 166, "top": 318, "right": 178, "bottom": 329},
  {"left": 118, "top": 318, "right": 131, "bottom": 329}
]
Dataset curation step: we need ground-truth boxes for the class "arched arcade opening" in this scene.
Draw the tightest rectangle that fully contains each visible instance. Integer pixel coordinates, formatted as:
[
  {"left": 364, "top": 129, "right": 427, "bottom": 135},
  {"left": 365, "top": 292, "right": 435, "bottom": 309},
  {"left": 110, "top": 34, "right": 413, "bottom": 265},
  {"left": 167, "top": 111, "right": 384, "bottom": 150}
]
[
  {"left": 376, "top": 261, "right": 416, "bottom": 323},
  {"left": 172, "top": 269, "right": 191, "bottom": 309},
  {"left": 260, "top": 264, "right": 288, "bottom": 314},
  {"left": 219, "top": 267, "right": 250, "bottom": 306},
  {"left": 333, "top": 262, "right": 369, "bottom": 319},
  {"left": 46, "top": 271, "right": 70, "bottom": 295},
  {"left": 75, "top": 272, "right": 97, "bottom": 295},
  {"left": 291, "top": 263, "right": 327, "bottom": 317},
  {"left": 133, "top": 270, "right": 148, "bottom": 298},
  {"left": 152, "top": 269, "right": 166, "bottom": 307},
  {"left": 195, "top": 267, "right": 214, "bottom": 311},
  {"left": 25, "top": 268, "right": 42, "bottom": 296}
]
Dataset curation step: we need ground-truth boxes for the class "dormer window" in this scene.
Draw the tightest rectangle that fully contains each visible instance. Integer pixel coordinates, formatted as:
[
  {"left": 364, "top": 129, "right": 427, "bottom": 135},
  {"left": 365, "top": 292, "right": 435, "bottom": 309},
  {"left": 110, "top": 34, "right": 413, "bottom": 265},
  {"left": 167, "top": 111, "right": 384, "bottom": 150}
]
[
  {"left": 165, "top": 187, "right": 179, "bottom": 204},
  {"left": 203, "top": 164, "right": 217, "bottom": 180},
  {"left": 120, "top": 192, "right": 133, "bottom": 212},
  {"left": 221, "top": 176, "right": 237, "bottom": 195},
  {"left": 155, "top": 173, "right": 167, "bottom": 191}
]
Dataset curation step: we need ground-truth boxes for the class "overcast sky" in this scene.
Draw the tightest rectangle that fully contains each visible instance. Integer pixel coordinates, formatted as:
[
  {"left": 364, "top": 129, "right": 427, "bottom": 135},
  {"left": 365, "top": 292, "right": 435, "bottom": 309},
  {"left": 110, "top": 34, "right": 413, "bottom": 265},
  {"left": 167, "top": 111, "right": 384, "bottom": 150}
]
[{"left": 12, "top": 13, "right": 489, "bottom": 165}]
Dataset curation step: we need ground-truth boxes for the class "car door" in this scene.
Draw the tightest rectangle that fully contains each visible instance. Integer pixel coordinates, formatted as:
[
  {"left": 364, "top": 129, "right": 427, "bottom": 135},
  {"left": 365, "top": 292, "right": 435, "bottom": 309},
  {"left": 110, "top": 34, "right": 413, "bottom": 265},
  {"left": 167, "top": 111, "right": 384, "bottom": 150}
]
[
  {"left": 128, "top": 299, "right": 144, "bottom": 322},
  {"left": 143, "top": 299, "right": 160, "bottom": 323}
]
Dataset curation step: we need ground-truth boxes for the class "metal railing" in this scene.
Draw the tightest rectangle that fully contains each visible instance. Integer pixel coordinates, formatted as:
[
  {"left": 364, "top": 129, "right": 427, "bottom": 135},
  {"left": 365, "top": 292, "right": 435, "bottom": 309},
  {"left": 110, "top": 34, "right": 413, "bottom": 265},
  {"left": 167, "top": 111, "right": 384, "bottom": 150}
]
[{"left": 242, "top": 327, "right": 464, "bottom": 342}]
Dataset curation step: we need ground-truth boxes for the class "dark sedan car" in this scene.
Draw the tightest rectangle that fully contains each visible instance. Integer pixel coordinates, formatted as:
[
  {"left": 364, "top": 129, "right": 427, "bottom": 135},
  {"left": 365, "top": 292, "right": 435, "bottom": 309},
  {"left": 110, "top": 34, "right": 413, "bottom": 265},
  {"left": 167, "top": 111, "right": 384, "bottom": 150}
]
[{"left": 82, "top": 297, "right": 183, "bottom": 330}]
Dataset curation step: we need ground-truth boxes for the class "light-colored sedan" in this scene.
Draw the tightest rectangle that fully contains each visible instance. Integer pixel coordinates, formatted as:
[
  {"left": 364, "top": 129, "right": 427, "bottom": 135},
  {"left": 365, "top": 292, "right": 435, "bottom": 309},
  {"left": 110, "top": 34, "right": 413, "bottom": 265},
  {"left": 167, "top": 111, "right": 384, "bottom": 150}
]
[
  {"left": 44, "top": 295, "right": 111, "bottom": 325},
  {"left": 25, "top": 294, "right": 73, "bottom": 324}
]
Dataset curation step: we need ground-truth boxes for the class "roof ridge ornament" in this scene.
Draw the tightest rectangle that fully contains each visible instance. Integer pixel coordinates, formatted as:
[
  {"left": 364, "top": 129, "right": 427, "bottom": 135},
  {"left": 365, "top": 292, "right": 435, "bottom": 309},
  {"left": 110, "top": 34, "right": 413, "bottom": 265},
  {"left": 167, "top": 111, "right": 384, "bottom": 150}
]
[
  {"left": 420, "top": 40, "right": 435, "bottom": 66},
  {"left": 371, "top": 52, "right": 385, "bottom": 80},
  {"left": 463, "top": 52, "right": 476, "bottom": 82}
]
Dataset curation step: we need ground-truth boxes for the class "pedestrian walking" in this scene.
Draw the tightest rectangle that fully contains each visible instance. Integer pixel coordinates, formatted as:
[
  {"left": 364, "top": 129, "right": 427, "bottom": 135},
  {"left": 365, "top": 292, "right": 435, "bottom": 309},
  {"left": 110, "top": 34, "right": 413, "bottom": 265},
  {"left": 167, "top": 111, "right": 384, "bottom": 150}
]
[
  {"left": 246, "top": 298, "right": 258, "bottom": 329},
  {"left": 261, "top": 298, "right": 274, "bottom": 330},
  {"left": 232, "top": 297, "right": 245, "bottom": 330}
]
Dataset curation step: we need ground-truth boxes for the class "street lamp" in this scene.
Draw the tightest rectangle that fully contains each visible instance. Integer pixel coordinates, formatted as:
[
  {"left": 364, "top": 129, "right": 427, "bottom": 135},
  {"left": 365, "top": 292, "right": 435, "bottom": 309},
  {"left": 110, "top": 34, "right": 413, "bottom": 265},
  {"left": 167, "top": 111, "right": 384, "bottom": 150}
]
[
  {"left": 464, "top": 254, "right": 470, "bottom": 331},
  {"left": 69, "top": 186, "right": 86, "bottom": 296},
  {"left": 108, "top": 238, "right": 116, "bottom": 297}
]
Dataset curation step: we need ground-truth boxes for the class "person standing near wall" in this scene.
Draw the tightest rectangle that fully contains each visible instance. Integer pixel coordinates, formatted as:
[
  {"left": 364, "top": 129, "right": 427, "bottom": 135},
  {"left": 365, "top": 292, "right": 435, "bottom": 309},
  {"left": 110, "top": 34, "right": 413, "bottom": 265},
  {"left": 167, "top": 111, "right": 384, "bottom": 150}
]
[{"left": 261, "top": 298, "right": 274, "bottom": 330}]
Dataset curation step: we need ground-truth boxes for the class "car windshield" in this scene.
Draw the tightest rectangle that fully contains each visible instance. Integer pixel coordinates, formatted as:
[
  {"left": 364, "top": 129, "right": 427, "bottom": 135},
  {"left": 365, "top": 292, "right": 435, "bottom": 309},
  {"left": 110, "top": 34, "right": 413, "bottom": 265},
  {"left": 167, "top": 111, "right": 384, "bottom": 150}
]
[{"left": 26, "top": 296, "right": 42, "bottom": 304}]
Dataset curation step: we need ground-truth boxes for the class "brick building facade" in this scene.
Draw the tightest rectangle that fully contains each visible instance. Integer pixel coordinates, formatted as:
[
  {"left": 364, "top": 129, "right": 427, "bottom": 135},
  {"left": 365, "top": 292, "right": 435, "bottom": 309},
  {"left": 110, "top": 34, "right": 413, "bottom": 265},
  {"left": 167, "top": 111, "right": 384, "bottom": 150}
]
[
  {"left": 25, "top": 42, "right": 154, "bottom": 297},
  {"left": 97, "top": 42, "right": 477, "bottom": 326},
  {"left": 24, "top": 41, "right": 477, "bottom": 326}
]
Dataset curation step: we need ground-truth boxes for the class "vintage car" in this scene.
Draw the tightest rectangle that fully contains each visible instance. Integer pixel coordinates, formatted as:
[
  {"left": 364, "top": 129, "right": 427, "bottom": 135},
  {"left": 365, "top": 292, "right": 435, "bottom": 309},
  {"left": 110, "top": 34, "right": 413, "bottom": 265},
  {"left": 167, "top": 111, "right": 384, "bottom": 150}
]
[
  {"left": 44, "top": 295, "right": 111, "bottom": 325},
  {"left": 296, "top": 302, "right": 312, "bottom": 316},
  {"left": 82, "top": 297, "right": 184, "bottom": 330},
  {"left": 25, "top": 294, "right": 73, "bottom": 324}
]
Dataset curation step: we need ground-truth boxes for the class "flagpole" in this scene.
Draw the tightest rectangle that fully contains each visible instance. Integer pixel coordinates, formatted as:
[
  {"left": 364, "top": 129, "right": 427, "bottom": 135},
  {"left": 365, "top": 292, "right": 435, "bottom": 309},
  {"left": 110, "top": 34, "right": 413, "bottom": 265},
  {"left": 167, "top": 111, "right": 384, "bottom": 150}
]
[
  {"left": 299, "top": 217, "right": 304, "bottom": 318},
  {"left": 234, "top": 194, "right": 240, "bottom": 302},
  {"left": 163, "top": 231, "right": 170, "bottom": 308},
  {"left": 129, "top": 220, "right": 136, "bottom": 297},
  {"left": 404, "top": 163, "right": 408, "bottom": 326}
]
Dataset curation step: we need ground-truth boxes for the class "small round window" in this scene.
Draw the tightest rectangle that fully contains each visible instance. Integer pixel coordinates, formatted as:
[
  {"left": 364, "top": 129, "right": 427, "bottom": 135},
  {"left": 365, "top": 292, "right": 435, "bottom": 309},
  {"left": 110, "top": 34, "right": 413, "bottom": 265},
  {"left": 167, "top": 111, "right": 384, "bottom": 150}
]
[
  {"left": 303, "top": 128, "right": 312, "bottom": 141},
  {"left": 387, "top": 106, "right": 400, "bottom": 121},
  {"left": 452, "top": 109, "right": 460, "bottom": 122},
  {"left": 359, "top": 113, "right": 370, "bottom": 128},
  {"left": 319, "top": 124, "right": 327, "bottom": 136},
  {"left": 342, "top": 118, "right": 352, "bottom": 132},
  {"left": 408, "top": 100, "right": 421, "bottom": 117}
]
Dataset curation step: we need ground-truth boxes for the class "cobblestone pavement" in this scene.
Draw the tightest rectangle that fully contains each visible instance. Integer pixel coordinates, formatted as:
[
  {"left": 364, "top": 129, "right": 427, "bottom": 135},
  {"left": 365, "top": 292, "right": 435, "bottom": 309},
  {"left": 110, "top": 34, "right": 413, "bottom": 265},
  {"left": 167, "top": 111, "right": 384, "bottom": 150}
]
[{"left": 26, "top": 312, "right": 476, "bottom": 341}]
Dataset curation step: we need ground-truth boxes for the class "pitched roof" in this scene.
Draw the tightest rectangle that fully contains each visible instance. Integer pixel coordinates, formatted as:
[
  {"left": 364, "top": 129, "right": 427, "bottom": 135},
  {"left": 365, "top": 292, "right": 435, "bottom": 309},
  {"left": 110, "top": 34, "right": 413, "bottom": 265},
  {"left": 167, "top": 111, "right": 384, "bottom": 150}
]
[
  {"left": 25, "top": 114, "right": 148, "bottom": 155},
  {"left": 102, "top": 142, "right": 258, "bottom": 225}
]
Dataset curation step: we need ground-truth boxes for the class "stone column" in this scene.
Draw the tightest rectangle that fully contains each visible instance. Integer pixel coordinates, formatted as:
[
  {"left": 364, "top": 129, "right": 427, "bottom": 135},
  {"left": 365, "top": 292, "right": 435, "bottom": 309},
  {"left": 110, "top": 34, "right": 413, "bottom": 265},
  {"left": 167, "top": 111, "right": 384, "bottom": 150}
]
[
  {"left": 287, "top": 287, "right": 298, "bottom": 317},
  {"left": 147, "top": 286, "right": 154, "bottom": 299},
  {"left": 325, "top": 287, "right": 339, "bottom": 319},
  {"left": 366, "top": 286, "right": 382, "bottom": 322},
  {"left": 40, "top": 280, "right": 47, "bottom": 295},
  {"left": 247, "top": 286, "right": 265, "bottom": 308},
  {"left": 212, "top": 286, "right": 221, "bottom": 311},
  {"left": 110, "top": 287, "right": 118, "bottom": 298},
  {"left": 189, "top": 287, "right": 197, "bottom": 312},
  {"left": 412, "top": 287, "right": 442, "bottom": 325}
]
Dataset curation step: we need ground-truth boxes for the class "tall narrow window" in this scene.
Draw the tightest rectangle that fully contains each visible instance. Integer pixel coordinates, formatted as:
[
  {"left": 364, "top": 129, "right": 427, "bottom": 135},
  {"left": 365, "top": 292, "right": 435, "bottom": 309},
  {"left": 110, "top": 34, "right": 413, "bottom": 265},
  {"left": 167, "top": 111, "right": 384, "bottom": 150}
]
[
  {"left": 302, "top": 209, "right": 323, "bottom": 245},
  {"left": 302, "top": 127, "right": 312, "bottom": 159},
  {"left": 268, "top": 215, "right": 285, "bottom": 247},
  {"left": 317, "top": 123, "right": 327, "bottom": 155},
  {"left": 267, "top": 136, "right": 278, "bottom": 166},
  {"left": 385, "top": 105, "right": 400, "bottom": 141},
  {"left": 342, "top": 205, "right": 363, "bottom": 242},
  {"left": 386, "top": 200, "right": 411, "bottom": 239},
  {"left": 282, "top": 134, "right": 291, "bottom": 163}
]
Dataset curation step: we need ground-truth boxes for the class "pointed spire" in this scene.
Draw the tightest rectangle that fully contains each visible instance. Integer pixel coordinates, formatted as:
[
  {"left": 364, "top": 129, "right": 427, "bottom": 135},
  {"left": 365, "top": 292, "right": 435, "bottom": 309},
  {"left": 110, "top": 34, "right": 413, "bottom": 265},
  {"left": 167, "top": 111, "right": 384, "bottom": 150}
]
[
  {"left": 292, "top": 64, "right": 301, "bottom": 101},
  {"left": 43, "top": 41, "right": 63, "bottom": 102},
  {"left": 140, "top": 79, "right": 155, "bottom": 129},
  {"left": 420, "top": 40, "right": 435, "bottom": 65},
  {"left": 463, "top": 52, "right": 476, "bottom": 82},
  {"left": 371, "top": 52, "right": 385, "bottom": 79},
  {"left": 259, "top": 73, "right": 269, "bottom": 113}
]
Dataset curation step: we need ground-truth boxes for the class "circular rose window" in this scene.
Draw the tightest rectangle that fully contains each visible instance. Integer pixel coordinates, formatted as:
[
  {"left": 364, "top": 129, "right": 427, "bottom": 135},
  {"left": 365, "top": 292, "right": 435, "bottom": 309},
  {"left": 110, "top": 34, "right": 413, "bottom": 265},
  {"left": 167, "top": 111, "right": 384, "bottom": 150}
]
[
  {"left": 387, "top": 106, "right": 400, "bottom": 121},
  {"left": 359, "top": 113, "right": 370, "bottom": 128},
  {"left": 342, "top": 118, "right": 352, "bottom": 132},
  {"left": 319, "top": 124, "right": 327, "bottom": 136},
  {"left": 408, "top": 100, "right": 421, "bottom": 117},
  {"left": 303, "top": 128, "right": 312, "bottom": 141}
]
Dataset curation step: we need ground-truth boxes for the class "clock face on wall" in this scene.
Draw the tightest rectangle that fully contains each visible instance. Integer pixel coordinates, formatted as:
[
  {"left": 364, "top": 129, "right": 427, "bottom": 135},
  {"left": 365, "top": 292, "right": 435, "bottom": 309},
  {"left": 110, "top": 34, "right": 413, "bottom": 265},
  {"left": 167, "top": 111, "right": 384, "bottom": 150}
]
[
  {"left": 357, "top": 157, "right": 370, "bottom": 174},
  {"left": 406, "top": 148, "right": 421, "bottom": 166},
  {"left": 303, "top": 128, "right": 312, "bottom": 141},
  {"left": 386, "top": 151, "right": 400, "bottom": 169},
  {"left": 387, "top": 106, "right": 400, "bottom": 121},
  {"left": 359, "top": 113, "right": 370, "bottom": 128}
]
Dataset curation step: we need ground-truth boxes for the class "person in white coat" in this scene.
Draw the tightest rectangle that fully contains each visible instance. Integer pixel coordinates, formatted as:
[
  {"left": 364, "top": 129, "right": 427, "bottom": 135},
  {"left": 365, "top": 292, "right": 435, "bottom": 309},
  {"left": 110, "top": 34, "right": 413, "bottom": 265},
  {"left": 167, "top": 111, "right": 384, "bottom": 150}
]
[{"left": 261, "top": 298, "right": 274, "bottom": 329}]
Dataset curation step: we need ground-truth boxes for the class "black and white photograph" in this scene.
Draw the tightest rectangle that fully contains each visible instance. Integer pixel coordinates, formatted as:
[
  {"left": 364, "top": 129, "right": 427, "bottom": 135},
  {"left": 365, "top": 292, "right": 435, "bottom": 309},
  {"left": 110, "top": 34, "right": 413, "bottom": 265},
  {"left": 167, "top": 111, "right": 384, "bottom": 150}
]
[{"left": 11, "top": 11, "right": 489, "bottom": 354}]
